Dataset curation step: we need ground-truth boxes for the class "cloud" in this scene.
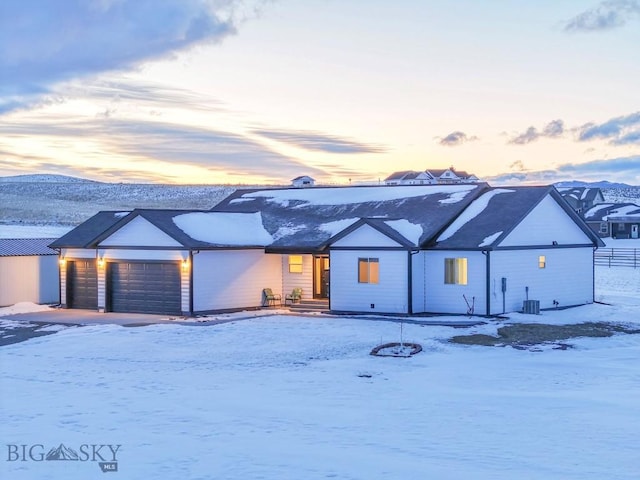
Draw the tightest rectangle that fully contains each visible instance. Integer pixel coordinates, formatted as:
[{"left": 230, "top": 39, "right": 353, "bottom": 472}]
[
  {"left": 438, "top": 131, "right": 478, "bottom": 146},
  {"left": 509, "top": 120, "right": 565, "bottom": 145},
  {"left": 564, "top": 0, "right": 640, "bottom": 32},
  {"left": 488, "top": 156, "right": 640, "bottom": 185},
  {"left": 252, "top": 129, "right": 386, "bottom": 154},
  {"left": 578, "top": 111, "right": 640, "bottom": 144},
  {"left": 0, "top": 0, "right": 248, "bottom": 112}
]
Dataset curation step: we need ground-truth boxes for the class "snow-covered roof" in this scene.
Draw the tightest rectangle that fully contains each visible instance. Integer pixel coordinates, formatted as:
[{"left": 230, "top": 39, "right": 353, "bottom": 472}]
[
  {"left": 214, "top": 184, "right": 486, "bottom": 249},
  {"left": 584, "top": 203, "right": 640, "bottom": 221},
  {"left": 0, "top": 238, "right": 59, "bottom": 256},
  {"left": 173, "top": 212, "right": 273, "bottom": 246}
]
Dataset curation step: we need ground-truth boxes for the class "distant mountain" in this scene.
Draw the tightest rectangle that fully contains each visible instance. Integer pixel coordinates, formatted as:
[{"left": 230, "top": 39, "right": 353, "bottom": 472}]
[
  {"left": 0, "top": 174, "right": 98, "bottom": 183},
  {"left": 555, "top": 180, "right": 635, "bottom": 189}
]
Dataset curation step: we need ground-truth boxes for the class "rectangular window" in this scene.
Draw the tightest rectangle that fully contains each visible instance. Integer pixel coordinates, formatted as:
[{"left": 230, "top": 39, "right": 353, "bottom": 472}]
[
  {"left": 288, "top": 255, "right": 303, "bottom": 273},
  {"left": 538, "top": 255, "right": 546, "bottom": 269},
  {"left": 444, "top": 258, "right": 467, "bottom": 285},
  {"left": 599, "top": 222, "right": 608, "bottom": 234},
  {"left": 618, "top": 223, "right": 626, "bottom": 231},
  {"left": 358, "top": 258, "right": 379, "bottom": 284}
]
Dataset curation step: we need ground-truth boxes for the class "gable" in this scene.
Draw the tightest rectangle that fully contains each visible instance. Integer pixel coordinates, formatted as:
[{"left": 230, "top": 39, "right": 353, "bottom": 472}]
[
  {"left": 331, "top": 224, "right": 404, "bottom": 248},
  {"left": 99, "top": 216, "right": 183, "bottom": 247},
  {"left": 499, "top": 194, "right": 594, "bottom": 247}
]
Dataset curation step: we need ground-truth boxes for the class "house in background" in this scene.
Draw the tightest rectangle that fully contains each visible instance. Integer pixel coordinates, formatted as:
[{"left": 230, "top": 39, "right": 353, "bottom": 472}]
[
  {"left": 557, "top": 187, "right": 605, "bottom": 214},
  {"left": 0, "top": 238, "right": 60, "bottom": 306},
  {"left": 50, "top": 183, "right": 603, "bottom": 317},
  {"left": 583, "top": 203, "right": 640, "bottom": 238},
  {"left": 385, "top": 167, "right": 479, "bottom": 185},
  {"left": 291, "top": 176, "right": 316, "bottom": 188}
]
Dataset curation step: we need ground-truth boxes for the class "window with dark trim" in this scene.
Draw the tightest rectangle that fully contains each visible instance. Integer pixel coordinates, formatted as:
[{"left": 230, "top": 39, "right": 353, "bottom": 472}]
[
  {"left": 358, "top": 258, "right": 379, "bottom": 284},
  {"left": 444, "top": 258, "right": 467, "bottom": 285}
]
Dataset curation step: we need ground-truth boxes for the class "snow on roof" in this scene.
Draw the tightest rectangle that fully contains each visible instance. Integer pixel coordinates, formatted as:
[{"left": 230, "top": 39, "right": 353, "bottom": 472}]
[
  {"left": 584, "top": 203, "right": 615, "bottom": 219},
  {"left": 241, "top": 184, "right": 477, "bottom": 207},
  {"left": 605, "top": 205, "right": 640, "bottom": 218},
  {"left": 478, "top": 231, "right": 503, "bottom": 247},
  {"left": 438, "top": 189, "right": 515, "bottom": 242},
  {"left": 384, "top": 219, "right": 423, "bottom": 245},
  {"left": 319, "top": 218, "right": 359, "bottom": 237},
  {"left": 172, "top": 212, "right": 273, "bottom": 246}
]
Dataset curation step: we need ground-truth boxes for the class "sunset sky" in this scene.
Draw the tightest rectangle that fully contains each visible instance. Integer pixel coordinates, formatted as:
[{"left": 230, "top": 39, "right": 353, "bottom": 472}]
[{"left": 1, "top": 0, "right": 639, "bottom": 185}]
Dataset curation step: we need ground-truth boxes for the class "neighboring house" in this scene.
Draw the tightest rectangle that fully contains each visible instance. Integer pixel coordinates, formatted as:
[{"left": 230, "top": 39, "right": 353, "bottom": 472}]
[
  {"left": 50, "top": 183, "right": 603, "bottom": 317},
  {"left": 291, "top": 176, "right": 316, "bottom": 188},
  {"left": 583, "top": 203, "right": 640, "bottom": 238},
  {"left": 384, "top": 171, "right": 436, "bottom": 185},
  {"left": 557, "top": 187, "right": 605, "bottom": 214},
  {"left": 385, "top": 167, "right": 479, "bottom": 185},
  {"left": 0, "top": 238, "right": 60, "bottom": 306}
]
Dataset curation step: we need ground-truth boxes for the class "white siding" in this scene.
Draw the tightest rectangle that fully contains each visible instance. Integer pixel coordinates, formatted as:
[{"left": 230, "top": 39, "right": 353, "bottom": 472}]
[
  {"left": 330, "top": 250, "right": 408, "bottom": 313},
  {"left": 63, "top": 248, "right": 96, "bottom": 259},
  {"left": 97, "top": 262, "right": 106, "bottom": 311},
  {"left": 424, "top": 251, "right": 486, "bottom": 314},
  {"left": 332, "top": 224, "right": 402, "bottom": 248},
  {"left": 490, "top": 247, "right": 594, "bottom": 314},
  {"left": 282, "top": 254, "right": 312, "bottom": 300},
  {"left": 0, "top": 256, "right": 59, "bottom": 306},
  {"left": 192, "top": 250, "right": 282, "bottom": 312},
  {"left": 100, "top": 249, "right": 186, "bottom": 261},
  {"left": 501, "top": 195, "right": 593, "bottom": 246},
  {"left": 99, "top": 217, "right": 182, "bottom": 247}
]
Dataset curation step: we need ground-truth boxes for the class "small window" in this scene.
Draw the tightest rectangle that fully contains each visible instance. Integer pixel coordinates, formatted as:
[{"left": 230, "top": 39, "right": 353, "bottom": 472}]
[
  {"left": 618, "top": 223, "right": 626, "bottom": 231},
  {"left": 444, "top": 258, "right": 467, "bottom": 285},
  {"left": 599, "top": 222, "right": 608, "bottom": 234},
  {"left": 288, "top": 255, "right": 303, "bottom": 273},
  {"left": 538, "top": 255, "right": 546, "bottom": 269},
  {"left": 358, "top": 258, "right": 379, "bottom": 284}
]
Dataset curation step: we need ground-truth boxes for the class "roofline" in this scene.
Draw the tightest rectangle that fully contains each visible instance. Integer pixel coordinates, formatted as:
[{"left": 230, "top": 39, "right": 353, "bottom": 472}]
[
  {"left": 547, "top": 188, "right": 606, "bottom": 247},
  {"left": 324, "top": 218, "right": 415, "bottom": 248}
]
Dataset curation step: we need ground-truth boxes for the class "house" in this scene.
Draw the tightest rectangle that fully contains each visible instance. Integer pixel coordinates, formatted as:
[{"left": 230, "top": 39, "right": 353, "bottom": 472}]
[
  {"left": 0, "top": 238, "right": 60, "bottom": 307},
  {"left": 384, "top": 171, "right": 436, "bottom": 185},
  {"left": 291, "top": 176, "right": 316, "bottom": 188},
  {"left": 50, "top": 183, "right": 603, "bottom": 317},
  {"left": 557, "top": 187, "right": 605, "bottom": 214},
  {"left": 385, "top": 167, "right": 479, "bottom": 185},
  {"left": 583, "top": 203, "right": 640, "bottom": 238}
]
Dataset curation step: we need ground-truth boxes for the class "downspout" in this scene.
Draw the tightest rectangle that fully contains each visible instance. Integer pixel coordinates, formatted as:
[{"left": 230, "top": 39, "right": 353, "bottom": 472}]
[
  {"left": 408, "top": 249, "right": 420, "bottom": 315},
  {"left": 189, "top": 250, "right": 195, "bottom": 316},
  {"left": 483, "top": 250, "right": 491, "bottom": 316}
]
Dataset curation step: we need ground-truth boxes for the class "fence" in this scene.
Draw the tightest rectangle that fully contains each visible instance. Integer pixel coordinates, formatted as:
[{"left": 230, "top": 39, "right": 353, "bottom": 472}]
[{"left": 594, "top": 248, "right": 639, "bottom": 268}]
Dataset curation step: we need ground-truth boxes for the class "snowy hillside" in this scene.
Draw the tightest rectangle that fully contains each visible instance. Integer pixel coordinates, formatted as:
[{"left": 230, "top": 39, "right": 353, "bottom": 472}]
[
  {"left": 0, "top": 174, "right": 97, "bottom": 183},
  {"left": 602, "top": 187, "right": 640, "bottom": 204},
  {"left": 0, "top": 178, "right": 237, "bottom": 226}
]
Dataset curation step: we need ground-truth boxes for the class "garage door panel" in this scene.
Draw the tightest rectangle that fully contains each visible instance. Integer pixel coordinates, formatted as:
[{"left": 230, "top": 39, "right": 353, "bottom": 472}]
[
  {"left": 67, "top": 260, "right": 97, "bottom": 309},
  {"left": 108, "top": 262, "right": 181, "bottom": 315}
]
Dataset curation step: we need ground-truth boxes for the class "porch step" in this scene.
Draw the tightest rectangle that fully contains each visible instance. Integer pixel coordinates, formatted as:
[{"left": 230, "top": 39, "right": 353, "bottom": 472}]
[{"left": 289, "top": 299, "right": 329, "bottom": 312}]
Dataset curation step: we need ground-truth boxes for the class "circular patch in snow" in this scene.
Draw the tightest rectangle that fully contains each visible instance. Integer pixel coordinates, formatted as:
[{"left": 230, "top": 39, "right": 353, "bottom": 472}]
[{"left": 370, "top": 342, "right": 422, "bottom": 357}]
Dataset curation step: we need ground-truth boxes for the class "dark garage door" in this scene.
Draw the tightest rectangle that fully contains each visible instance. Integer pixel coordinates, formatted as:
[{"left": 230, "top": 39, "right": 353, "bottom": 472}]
[
  {"left": 67, "top": 260, "right": 98, "bottom": 309},
  {"left": 108, "top": 262, "right": 181, "bottom": 315}
]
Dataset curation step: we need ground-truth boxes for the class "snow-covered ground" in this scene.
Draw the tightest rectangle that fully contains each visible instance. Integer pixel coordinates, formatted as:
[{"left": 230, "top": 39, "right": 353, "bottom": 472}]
[{"left": 1, "top": 267, "right": 639, "bottom": 479}]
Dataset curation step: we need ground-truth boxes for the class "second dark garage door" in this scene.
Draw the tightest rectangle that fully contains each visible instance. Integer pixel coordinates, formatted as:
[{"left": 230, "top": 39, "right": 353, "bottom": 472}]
[{"left": 107, "top": 262, "right": 182, "bottom": 315}]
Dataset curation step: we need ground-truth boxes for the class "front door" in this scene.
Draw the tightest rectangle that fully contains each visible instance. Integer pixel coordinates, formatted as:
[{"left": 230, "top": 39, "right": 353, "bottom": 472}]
[
  {"left": 313, "top": 256, "right": 330, "bottom": 299},
  {"left": 632, "top": 224, "right": 639, "bottom": 239}
]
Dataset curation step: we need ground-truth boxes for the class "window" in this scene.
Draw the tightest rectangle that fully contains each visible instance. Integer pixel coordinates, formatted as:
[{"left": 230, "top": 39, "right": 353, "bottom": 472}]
[
  {"left": 288, "top": 255, "right": 303, "bottom": 273},
  {"left": 538, "top": 255, "right": 546, "bottom": 269},
  {"left": 618, "top": 223, "right": 626, "bottom": 231},
  {"left": 444, "top": 258, "right": 467, "bottom": 285},
  {"left": 599, "top": 222, "right": 608, "bottom": 234},
  {"left": 358, "top": 258, "right": 379, "bottom": 284}
]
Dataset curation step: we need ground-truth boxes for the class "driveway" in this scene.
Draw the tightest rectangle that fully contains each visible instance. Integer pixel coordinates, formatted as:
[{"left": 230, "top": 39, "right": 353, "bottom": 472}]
[{"left": 0, "top": 308, "right": 176, "bottom": 326}]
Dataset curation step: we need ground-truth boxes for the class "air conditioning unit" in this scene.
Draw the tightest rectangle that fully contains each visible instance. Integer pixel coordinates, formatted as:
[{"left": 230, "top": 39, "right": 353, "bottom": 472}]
[{"left": 523, "top": 300, "right": 540, "bottom": 315}]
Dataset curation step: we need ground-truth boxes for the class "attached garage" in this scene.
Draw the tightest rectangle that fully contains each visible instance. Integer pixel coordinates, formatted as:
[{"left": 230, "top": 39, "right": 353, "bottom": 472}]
[
  {"left": 66, "top": 259, "right": 98, "bottom": 309},
  {"left": 107, "top": 262, "right": 181, "bottom": 315}
]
